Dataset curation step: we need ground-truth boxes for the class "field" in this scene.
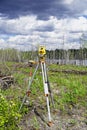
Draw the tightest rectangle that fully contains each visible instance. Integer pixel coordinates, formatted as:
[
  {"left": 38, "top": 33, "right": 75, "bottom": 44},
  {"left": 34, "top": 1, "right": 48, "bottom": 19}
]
[{"left": 0, "top": 62, "right": 87, "bottom": 130}]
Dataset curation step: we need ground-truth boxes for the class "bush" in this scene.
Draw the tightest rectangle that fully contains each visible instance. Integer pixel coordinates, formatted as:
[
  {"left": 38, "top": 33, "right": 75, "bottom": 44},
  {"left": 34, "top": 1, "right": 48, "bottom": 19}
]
[{"left": 0, "top": 91, "right": 21, "bottom": 130}]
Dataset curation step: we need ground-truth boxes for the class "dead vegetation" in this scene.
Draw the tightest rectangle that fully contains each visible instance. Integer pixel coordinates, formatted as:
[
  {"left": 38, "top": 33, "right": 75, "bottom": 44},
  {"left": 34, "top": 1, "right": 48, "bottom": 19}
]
[{"left": 0, "top": 75, "right": 14, "bottom": 90}]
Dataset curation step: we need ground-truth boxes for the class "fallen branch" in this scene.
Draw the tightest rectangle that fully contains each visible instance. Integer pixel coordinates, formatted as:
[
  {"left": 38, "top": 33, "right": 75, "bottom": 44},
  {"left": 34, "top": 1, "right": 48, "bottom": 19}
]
[{"left": 0, "top": 75, "right": 14, "bottom": 90}]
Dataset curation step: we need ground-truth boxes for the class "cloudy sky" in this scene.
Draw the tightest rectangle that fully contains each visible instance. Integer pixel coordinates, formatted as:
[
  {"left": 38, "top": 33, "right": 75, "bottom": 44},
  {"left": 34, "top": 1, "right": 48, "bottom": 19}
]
[{"left": 0, "top": 0, "right": 87, "bottom": 50}]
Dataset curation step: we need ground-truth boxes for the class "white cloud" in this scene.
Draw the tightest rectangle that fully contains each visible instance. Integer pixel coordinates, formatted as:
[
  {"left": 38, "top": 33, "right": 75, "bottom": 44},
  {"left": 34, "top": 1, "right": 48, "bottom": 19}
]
[
  {"left": 0, "top": 15, "right": 87, "bottom": 50},
  {"left": 0, "top": 15, "right": 38, "bottom": 35},
  {"left": 0, "top": 39, "right": 8, "bottom": 49},
  {"left": 64, "top": 0, "right": 74, "bottom": 5},
  {"left": 66, "top": 17, "right": 87, "bottom": 32}
]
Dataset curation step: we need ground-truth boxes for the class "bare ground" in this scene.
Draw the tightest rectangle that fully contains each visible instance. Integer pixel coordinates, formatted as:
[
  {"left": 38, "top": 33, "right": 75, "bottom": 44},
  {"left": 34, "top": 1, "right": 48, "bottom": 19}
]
[{"left": 19, "top": 103, "right": 87, "bottom": 130}]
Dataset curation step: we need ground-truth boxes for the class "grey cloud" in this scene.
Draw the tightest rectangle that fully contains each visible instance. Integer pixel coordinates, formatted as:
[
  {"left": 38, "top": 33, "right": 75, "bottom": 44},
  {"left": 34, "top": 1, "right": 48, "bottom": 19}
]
[
  {"left": 0, "top": 0, "right": 87, "bottom": 19},
  {"left": 34, "top": 24, "right": 54, "bottom": 32},
  {"left": 0, "top": 0, "right": 71, "bottom": 19},
  {"left": 68, "top": 0, "right": 87, "bottom": 17}
]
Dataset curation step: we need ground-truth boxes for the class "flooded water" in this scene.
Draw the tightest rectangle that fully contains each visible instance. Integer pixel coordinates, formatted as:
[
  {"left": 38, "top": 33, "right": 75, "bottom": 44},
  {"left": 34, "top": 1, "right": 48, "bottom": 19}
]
[{"left": 47, "top": 59, "right": 87, "bottom": 66}]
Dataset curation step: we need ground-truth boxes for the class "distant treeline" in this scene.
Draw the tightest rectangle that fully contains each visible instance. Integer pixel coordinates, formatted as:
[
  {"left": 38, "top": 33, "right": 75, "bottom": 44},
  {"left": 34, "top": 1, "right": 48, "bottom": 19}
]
[
  {"left": 46, "top": 48, "right": 87, "bottom": 60},
  {"left": 0, "top": 48, "right": 87, "bottom": 62}
]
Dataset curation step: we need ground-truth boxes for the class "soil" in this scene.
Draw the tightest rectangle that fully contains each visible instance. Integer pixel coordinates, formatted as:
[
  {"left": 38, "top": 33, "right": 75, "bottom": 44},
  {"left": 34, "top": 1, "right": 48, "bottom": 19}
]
[{"left": 19, "top": 104, "right": 87, "bottom": 130}]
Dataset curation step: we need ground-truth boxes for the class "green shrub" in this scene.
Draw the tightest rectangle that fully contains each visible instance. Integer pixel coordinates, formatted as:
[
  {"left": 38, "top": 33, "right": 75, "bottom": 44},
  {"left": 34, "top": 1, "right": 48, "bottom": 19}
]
[{"left": 0, "top": 91, "right": 21, "bottom": 130}]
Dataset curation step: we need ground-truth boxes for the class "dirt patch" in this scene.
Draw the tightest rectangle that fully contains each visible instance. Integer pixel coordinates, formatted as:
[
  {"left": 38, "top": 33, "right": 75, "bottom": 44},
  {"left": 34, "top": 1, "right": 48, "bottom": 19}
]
[{"left": 19, "top": 104, "right": 87, "bottom": 130}]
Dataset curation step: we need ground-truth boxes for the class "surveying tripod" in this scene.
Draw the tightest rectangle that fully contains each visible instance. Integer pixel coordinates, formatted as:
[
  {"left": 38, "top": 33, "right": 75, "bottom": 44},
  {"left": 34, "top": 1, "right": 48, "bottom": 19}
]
[{"left": 19, "top": 46, "right": 54, "bottom": 126}]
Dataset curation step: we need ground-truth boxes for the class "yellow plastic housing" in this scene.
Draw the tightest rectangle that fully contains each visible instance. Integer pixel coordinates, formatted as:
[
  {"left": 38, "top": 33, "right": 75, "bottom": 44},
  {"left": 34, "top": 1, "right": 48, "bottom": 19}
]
[{"left": 38, "top": 46, "right": 46, "bottom": 57}]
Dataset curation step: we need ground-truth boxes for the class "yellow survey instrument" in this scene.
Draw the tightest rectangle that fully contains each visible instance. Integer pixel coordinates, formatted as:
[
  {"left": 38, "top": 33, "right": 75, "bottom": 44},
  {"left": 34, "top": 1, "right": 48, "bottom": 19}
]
[{"left": 38, "top": 46, "right": 46, "bottom": 57}]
